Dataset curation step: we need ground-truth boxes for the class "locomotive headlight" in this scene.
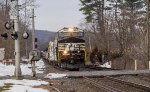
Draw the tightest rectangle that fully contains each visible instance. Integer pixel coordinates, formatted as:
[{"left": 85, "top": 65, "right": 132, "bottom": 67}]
[
  {"left": 68, "top": 28, "right": 74, "bottom": 32},
  {"left": 78, "top": 51, "right": 80, "bottom": 53},
  {"left": 63, "top": 50, "right": 69, "bottom": 55},
  {"left": 64, "top": 50, "right": 67, "bottom": 54}
]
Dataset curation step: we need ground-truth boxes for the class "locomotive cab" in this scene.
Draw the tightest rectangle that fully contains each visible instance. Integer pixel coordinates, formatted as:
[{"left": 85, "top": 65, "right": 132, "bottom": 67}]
[{"left": 57, "top": 27, "right": 86, "bottom": 70}]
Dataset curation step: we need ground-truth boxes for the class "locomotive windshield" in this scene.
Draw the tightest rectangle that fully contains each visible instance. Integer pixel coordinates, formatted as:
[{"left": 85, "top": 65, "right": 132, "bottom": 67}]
[
  {"left": 58, "top": 27, "right": 84, "bottom": 41},
  {"left": 58, "top": 32, "right": 84, "bottom": 38}
]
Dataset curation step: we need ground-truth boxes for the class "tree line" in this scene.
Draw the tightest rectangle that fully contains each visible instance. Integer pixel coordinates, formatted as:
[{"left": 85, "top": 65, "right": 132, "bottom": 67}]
[{"left": 79, "top": 0, "right": 148, "bottom": 69}]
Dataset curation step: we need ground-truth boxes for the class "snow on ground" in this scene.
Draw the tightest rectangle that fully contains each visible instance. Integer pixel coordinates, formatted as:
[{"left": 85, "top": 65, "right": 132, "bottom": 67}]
[
  {"left": 0, "top": 59, "right": 45, "bottom": 77},
  {"left": 0, "top": 79, "right": 49, "bottom": 92},
  {"left": 0, "top": 63, "right": 15, "bottom": 76},
  {"left": 45, "top": 73, "right": 67, "bottom": 79},
  {"left": 0, "top": 59, "right": 68, "bottom": 91},
  {"left": 100, "top": 62, "right": 111, "bottom": 68},
  {"left": 0, "top": 59, "right": 68, "bottom": 79},
  {"left": 35, "top": 59, "right": 45, "bottom": 73}
]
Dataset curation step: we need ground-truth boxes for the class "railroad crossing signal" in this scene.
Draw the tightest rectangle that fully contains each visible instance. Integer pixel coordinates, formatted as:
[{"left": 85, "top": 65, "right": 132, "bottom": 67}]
[
  {"left": 4, "top": 21, "right": 14, "bottom": 30},
  {"left": 22, "top": 32, "right": 29, "bottom": 39},
  {"left": 35, "top": 38, "right": 38, "bottom": 49},
  {"left": 11, "top": 32, "right": 18, "bottom": 40},
  {"left": 1, "top": 32, "right": 29, "bottom": 40},
  {"left": 1, "top": 33, "right": 8, "bottom": 40}
]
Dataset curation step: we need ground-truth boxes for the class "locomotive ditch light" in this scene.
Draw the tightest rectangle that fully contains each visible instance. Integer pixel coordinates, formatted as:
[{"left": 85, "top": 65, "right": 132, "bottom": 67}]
[
  {"left": 64, "top": 50, "right": 67, "bottom": 54},
  {"left": 63, "top": 50, "right": 69, "bottom": 55},
  {"left": 22, "top": 32, "right": 29, "bottom": 39}
]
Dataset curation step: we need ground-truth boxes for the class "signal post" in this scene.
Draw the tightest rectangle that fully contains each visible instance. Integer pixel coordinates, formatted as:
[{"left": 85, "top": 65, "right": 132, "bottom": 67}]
[{"left": 14, "top": 0, "right": 21, "bottom": 79}]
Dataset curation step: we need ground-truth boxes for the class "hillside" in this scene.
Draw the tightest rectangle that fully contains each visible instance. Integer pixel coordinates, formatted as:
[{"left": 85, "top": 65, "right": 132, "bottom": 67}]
[{"left": 35, "top": 30, "right": 56, "bottom": 51}]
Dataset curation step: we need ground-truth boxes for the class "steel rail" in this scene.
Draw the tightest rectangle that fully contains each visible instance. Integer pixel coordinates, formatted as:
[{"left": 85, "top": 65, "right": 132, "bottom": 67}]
[
  {"left": 83, "top": 77, "right": 124, "bottom": 92},
  {"left": 53, "top": 66, "right": 68, "bottom": 71},
  {"left": 49, "top": 86, "right": 61, "bottom": 92},
  {"left": 105, "top": 76, "right": 150, "bottom": 92}
]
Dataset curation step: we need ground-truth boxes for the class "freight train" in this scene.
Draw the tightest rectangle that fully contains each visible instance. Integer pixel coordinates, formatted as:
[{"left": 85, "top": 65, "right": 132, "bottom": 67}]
[{"left": 45, "top": 27, "right": 86, "bottom": 70}]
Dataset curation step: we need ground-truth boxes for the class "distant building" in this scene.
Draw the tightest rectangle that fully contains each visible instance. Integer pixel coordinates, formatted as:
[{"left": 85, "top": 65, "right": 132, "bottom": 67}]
[{"left": 0, "top": 48, "right": 5, "bottom": 60}]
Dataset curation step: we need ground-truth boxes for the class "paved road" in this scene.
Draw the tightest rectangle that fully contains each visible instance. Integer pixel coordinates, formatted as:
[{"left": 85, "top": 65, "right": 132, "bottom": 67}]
[{"left": 58, "top": 70, "right": 150, "bottom": 78}]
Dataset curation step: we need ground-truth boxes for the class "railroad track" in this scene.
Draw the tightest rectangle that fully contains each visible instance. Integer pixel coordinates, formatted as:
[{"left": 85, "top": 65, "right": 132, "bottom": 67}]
[
  {"left": 83, "top": 76, "right": 150, "bottom": 92},
  {"left": 136, "top": 75, "right": 150, "bottom": 82},
  {"left": 84, "top": 77, "right": 124, "bottom": 92},
  {"left": 53, "top": 66, "right": 68, "bottom": 71},
  {"left": 42, "top": 58, "right": 68, "bottom": 72},
  {"left": 105, "top": 76, "right": 150, "bottom": 92},
  {"left": 49, "top": 86, "right": 61, "bottom": 92},
  {"left": 43, "top": 58, "right": 113, "bottom": 72},
  {"left": 80, "top": 65, "right": 114, "bottom": 71}
]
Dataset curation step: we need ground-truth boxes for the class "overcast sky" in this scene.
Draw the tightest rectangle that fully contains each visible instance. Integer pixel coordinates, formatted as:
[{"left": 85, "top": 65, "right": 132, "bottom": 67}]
[{"left": 35, "top": 0, "right": 84, "bottom": 32}]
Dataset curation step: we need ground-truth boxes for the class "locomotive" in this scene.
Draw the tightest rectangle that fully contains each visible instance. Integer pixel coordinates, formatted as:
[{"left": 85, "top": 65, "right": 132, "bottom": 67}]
[{"left": 47, "top": 27, "right": 86, "bottom": 70}]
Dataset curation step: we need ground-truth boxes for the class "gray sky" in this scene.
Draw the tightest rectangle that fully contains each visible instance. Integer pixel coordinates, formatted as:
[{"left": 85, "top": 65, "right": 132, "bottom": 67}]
[{"left": 35, "top": 0, "right": 84, "bottom": 31}]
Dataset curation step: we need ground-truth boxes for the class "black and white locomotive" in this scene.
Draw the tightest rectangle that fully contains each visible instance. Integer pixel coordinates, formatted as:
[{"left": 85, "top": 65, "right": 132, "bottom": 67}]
[{"left": 47, "top": 27, "right": 86, "bottom": 70}]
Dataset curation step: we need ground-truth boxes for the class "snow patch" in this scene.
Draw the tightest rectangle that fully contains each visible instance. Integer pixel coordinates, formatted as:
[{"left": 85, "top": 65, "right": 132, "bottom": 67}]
[
  {"left": 0, "top": 63, "right": 15, "bottom": 76},
  {"left": 2, "top": 79, "right": 48, "bottom": 86},
  {"left": 45, "top": 73, "right": 67, "bottom": 79},
  {"left": 0, "top": 82, "right": 4, "bottom": 87},
  {"left": 100, "top": 62, "right": 111, "bottom": 68},
  {"left": 0, "top": 79, "right": 49, "bottom": 92},
  {"left": 0, "top": 59, "right": 45, "bottom": 77},
  {"left": 36, "top": 59, "right": 45, "bottom": 73},
  {"left": 7, "top": 85, "right": 48, "bottom": 92}
]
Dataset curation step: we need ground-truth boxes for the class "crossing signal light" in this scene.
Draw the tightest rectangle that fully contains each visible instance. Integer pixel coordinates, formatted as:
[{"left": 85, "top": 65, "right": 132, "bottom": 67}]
[
  {"left": 22, "top": 32, "right": 29, "bottom": 39},
  {"left": 4, "top": 21, "right": 14, "bottom": 30},
  {"left": 35, "top": 38, "right": 38, "bottom": 42},
  {"left": 11, "top": 32, "right": 18, "bottom": 40},
  {"left": 35, "top": 44, "right": 38, "bottom": 48},
  {"left": 1, "top": 33, "right": 8, "bottom": 40},
  {"left": 35, "top": 38, "right": 38, "bottom": 49}
]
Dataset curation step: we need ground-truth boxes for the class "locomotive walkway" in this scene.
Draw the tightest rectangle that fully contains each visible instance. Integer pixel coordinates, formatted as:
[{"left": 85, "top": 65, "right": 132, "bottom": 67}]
[{"left": 59, "top": 70, "right": 150, "bottom": 78}]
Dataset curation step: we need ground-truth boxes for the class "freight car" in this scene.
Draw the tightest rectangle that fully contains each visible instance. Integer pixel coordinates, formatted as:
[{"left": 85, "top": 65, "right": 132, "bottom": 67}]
[{"left": 48, "top": 27, "right": 86, "bottom": 70}]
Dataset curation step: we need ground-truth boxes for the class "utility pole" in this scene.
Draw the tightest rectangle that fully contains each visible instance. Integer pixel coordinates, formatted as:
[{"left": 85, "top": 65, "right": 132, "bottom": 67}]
[
  {"left": 14, "top": 0, "right": 21, "bottom": 79},
  {"left": 32, "top": 8, "right": 35, "bottom": 50},
  {"left": 147, "top": 0, "right": 150, "bottom": 65},
  {"left": 24, "top": 0, "right": 28, "bottom": 57},
  {"left": 31, "top": 8, "right": 36, "bottom": 77},
  {"left": 5, "top": 0, "right": 8, "bottom": 16}
]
